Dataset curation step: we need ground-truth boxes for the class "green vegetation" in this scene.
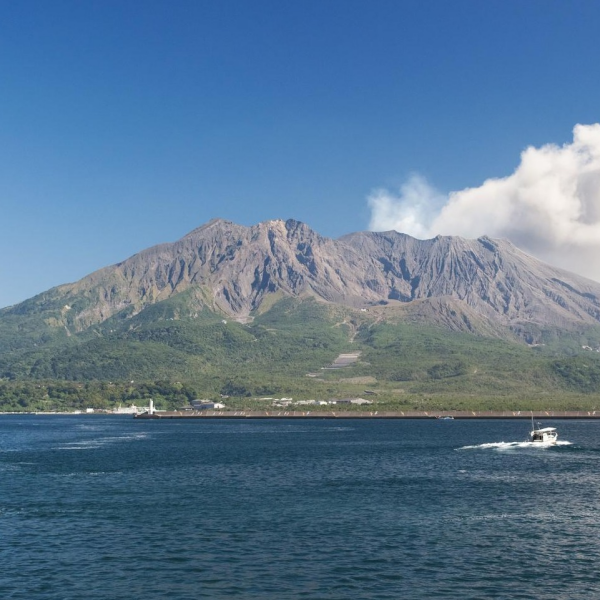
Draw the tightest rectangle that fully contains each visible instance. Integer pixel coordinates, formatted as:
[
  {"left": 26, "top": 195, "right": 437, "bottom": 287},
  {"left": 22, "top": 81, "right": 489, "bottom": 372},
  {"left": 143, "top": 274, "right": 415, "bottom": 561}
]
[
  {"left": 0, "top": 380, "right": 197, "bottom": 412},
  {"left": 1, "top": 295, "right": 600, "bottom": 412}
]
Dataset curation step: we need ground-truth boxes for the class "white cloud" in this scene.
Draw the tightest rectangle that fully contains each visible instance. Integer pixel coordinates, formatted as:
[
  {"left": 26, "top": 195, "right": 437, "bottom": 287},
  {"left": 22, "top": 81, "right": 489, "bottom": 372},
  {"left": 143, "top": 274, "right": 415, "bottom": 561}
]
[
  {"left": 368, "top": 124, "right": 600, "bottom": 282},
  {"left": 368, "top": 174, "right": 446, "bottom": 239}
]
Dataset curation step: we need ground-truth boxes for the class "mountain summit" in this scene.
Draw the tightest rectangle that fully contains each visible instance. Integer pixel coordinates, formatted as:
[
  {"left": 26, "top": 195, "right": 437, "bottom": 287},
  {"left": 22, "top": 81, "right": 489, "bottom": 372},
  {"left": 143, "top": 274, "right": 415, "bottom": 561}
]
[{"left": 3, "top": 218, "right": 600, "bottom": 344}]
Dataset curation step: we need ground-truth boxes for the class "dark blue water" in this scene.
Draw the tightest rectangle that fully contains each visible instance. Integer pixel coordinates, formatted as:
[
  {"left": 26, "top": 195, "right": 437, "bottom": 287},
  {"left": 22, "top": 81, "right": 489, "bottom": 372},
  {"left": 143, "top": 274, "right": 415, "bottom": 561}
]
[{"left": 1, "top": 416, "right": 600, "bottom": 599}]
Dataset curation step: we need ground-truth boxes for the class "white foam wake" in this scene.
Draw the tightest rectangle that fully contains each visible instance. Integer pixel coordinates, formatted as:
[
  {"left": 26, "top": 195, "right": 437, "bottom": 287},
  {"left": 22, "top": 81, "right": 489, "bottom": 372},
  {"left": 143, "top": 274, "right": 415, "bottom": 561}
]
[
  {"left": 55, "top": 433, "right": 148, "bottom": 450},
  {"left": 458, "top": 440, "right": 572, "bottom": 450}
]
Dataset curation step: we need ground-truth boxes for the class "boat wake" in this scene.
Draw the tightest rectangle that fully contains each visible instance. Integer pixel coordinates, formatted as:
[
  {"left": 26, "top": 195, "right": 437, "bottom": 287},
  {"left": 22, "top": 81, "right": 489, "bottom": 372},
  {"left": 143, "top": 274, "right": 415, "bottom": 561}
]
[
  {"left": 458, "top": 440, "right": 572, "bottom": 451},
  {"left": 55, "top": 433, "right": 148, "bottom": 450}
]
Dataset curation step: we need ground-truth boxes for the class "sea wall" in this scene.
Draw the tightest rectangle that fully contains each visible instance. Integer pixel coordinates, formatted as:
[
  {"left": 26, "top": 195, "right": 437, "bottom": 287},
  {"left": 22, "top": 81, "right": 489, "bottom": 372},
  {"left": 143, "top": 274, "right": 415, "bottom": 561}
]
[{"left": 134, "top": 410, "right": 600, "bottom": 420}]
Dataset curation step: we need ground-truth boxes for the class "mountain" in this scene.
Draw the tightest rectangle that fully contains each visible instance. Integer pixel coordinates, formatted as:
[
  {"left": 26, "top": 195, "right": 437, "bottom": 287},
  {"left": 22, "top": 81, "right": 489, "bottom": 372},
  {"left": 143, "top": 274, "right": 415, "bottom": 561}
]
[
  {"left": 3, "top": 218, "right": 600, "bottom": 410},
  {"left": 4, "top": 218, "right": 600, "bottom": 341}
]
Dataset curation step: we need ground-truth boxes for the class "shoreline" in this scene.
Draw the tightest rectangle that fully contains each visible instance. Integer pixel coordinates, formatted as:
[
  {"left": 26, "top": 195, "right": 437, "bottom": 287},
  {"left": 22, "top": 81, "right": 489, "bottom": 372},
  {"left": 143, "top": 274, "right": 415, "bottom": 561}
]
[
  {"left": 133, "top": 409, "right": 600, "bottom": 420},
  {"left": 3, "top": 409, "right": 600, "bottom": 420}
]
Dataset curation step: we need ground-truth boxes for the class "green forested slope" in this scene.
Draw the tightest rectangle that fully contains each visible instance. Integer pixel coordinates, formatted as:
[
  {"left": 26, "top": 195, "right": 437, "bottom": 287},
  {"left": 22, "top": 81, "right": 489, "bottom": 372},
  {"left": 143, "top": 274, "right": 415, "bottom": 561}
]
[{"left": 1, "top": 296, "right": 600, "bottom": 411}]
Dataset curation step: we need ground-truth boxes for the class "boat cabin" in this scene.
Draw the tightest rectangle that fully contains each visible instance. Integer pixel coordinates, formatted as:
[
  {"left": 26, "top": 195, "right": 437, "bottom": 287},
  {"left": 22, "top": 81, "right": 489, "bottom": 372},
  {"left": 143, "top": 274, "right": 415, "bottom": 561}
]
[{"left": 530, "top": 426, "right": 558, "bottom": 444}]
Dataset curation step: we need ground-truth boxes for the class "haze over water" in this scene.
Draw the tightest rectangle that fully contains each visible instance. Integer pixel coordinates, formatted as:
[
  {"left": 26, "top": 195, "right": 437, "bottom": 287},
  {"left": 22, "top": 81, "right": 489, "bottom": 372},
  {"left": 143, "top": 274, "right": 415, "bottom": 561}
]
[{"left": 1, "top": 416, "right": 599, "bottom": 599}]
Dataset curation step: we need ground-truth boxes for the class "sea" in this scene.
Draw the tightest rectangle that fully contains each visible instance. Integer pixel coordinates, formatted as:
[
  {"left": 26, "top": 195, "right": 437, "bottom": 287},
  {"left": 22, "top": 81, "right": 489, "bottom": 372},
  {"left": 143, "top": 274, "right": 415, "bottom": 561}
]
[{"left": 1, "top": 415, "right": 599, "bottom": 599}]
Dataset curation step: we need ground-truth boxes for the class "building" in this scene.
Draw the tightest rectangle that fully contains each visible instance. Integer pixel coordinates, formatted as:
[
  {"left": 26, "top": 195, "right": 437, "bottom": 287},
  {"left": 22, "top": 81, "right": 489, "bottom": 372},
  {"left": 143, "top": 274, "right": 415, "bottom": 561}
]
[{"left": 191, "top": 399, "right": 226, "bottom": 410}]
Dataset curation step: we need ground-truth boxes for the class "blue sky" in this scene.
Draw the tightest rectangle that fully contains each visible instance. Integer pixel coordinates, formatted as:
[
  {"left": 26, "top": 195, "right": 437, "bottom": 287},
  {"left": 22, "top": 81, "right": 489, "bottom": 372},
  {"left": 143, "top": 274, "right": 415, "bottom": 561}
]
[{"left": 2, "top": 0, "right": 600, "bottom": 307}]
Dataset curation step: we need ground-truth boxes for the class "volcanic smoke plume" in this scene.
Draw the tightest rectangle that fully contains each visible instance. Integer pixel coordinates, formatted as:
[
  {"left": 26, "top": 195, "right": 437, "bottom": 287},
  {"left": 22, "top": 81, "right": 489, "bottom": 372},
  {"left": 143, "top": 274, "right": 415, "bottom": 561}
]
[{"left": 369, "top": 124, "right": 600, "bottom": 283}]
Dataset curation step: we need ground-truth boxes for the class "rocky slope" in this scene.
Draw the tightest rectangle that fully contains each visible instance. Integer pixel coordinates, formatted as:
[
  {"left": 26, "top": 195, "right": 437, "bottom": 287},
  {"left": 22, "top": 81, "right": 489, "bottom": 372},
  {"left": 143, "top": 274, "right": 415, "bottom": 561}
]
[{"left": 3, "top": 218, "right": 600, "bottom": 341}]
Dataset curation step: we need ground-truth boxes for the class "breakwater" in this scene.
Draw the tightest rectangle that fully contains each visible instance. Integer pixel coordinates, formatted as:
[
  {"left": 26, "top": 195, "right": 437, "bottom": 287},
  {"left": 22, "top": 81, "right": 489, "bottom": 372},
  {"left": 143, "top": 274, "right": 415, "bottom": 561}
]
[{"left": 134, "top": 409, "right": 600, "bottom": 419}]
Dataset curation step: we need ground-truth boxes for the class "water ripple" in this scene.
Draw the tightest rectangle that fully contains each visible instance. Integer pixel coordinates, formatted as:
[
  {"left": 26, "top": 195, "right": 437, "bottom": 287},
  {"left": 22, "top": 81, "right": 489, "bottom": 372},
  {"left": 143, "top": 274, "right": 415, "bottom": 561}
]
[{"left": 1, "top": 416, "right": 599, "bottom": 599}]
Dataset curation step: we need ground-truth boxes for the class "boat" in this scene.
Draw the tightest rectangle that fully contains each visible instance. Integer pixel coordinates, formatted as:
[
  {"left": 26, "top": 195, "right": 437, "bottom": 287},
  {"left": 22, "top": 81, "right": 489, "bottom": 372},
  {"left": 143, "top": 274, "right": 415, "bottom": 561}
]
[
  {"left": 437, "top": 416, "right": 454, "bottom": 420},
  {"left": 529, "top": 415, "right": 558, "bottom": 444}
]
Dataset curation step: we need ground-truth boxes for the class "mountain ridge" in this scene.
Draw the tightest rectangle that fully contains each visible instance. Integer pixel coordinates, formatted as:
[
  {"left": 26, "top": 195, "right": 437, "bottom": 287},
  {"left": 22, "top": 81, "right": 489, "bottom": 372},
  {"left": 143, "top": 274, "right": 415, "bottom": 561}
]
[{"left": 3, "top": 218, "right": 600, "bottom": 345}]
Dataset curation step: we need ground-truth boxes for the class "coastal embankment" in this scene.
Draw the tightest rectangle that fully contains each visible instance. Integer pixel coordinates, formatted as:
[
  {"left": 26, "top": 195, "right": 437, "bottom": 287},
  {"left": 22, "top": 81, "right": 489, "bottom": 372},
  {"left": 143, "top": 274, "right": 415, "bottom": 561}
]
[{"left": 134, "top": 410, "right": 600, "bottom": 420}]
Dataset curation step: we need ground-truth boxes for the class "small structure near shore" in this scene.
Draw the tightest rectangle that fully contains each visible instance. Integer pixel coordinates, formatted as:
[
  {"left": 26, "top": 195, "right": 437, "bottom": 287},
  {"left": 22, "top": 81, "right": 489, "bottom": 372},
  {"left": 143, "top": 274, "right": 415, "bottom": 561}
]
[{"left": 190, "top": 399, "right": 226, "bottom": 410}]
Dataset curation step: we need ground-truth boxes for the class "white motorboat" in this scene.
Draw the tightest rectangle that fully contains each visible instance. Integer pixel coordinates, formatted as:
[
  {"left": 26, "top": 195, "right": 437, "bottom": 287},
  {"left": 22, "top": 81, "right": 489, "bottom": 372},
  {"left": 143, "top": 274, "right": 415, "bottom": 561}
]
[{"left": 529, "top": 416, "right": 558, "bottom": 444}]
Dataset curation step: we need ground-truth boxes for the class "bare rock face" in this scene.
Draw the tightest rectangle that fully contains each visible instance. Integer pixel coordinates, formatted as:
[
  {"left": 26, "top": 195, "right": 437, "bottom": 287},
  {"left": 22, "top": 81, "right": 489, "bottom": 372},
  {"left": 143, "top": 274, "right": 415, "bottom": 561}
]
[
  {"left": 339, "top": 230, "right": 600, "bottom": 329},
  {"left": 6, "top": 218, "right": 600, "bottom": 339}
]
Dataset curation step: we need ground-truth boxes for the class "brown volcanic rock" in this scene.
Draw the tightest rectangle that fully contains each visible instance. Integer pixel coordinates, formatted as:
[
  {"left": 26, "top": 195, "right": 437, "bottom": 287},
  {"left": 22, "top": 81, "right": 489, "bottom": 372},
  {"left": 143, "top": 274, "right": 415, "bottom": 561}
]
[
  {"left": 8, "top": 218, "right": 600, "bottom": 337},
  {"left": 340, "top": 230, "right": 600, "bottom": 327}
]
